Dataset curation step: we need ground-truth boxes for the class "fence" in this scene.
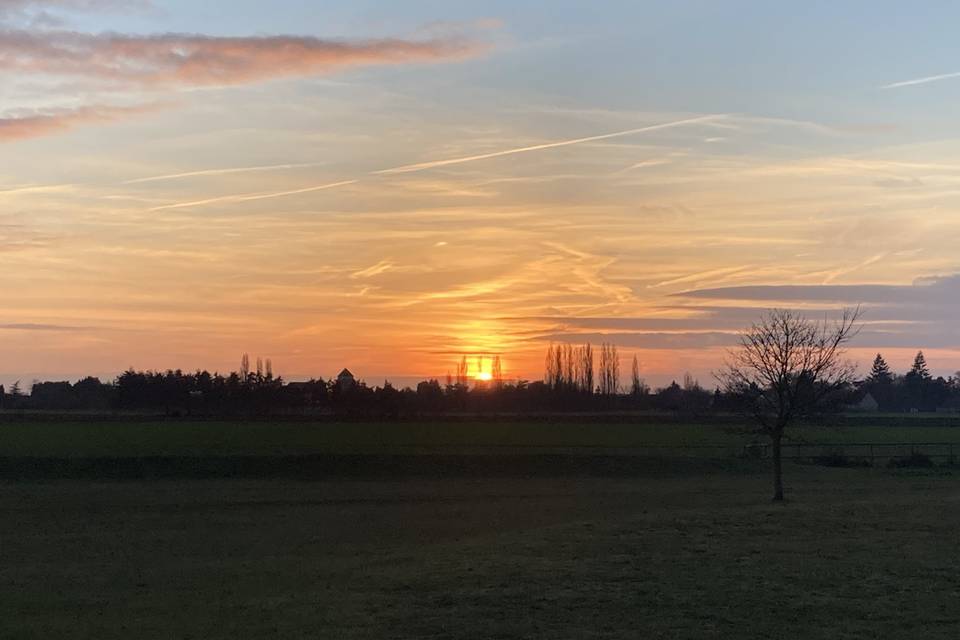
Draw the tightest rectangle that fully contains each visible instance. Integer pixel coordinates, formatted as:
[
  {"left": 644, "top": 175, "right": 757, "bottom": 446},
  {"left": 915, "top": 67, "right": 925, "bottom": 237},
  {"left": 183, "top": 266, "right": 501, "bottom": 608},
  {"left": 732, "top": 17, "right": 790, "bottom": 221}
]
[{"left": 739, "top": 442, "right": 958, "bottom": 464}]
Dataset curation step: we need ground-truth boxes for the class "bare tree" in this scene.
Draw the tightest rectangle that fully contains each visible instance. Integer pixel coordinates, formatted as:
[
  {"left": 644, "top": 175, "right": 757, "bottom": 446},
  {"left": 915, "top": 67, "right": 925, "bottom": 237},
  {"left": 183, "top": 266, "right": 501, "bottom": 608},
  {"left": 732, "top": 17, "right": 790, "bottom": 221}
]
[
  {"left": 718, "top": 308, "right": 861, "bottom": 502},
  {"left": 491, "top": 355, "right": 503, "bottom": 389},
  {"left": 240, "top": 353, "right": 250, "bottom": 380},
  {"left": 456, "top": 356, "right": 469, "bottom": 387},
  {"left": 557, "top": 346, "right": 566, "bottom": 390},
  {"left": 544, "top": 344, "right": 557, "bottom": 389},
  {"left": 683, "top": 373, "right": 702, "bottom": 392},
  {"left": 631, "top": 355, "right": 649, "bottom": 396},
  {"left": 581, "top": 343, "right": 594, "bottom": 395},
  {"left": 563, "top": 344, "right": 576, "bottom": 392},
  {"left": 598, "top": 343, "right": 620, "bottom": 396}
]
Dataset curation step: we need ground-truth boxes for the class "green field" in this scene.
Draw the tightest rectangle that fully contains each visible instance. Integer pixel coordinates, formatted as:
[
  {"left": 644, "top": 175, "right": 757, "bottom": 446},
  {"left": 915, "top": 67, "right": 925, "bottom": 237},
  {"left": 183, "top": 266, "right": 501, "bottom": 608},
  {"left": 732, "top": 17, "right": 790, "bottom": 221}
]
[
  {"left": 3, "top": 465, "right": 960, "bottom": 638},
  {"left": 4, "top": 418, "right": 960, "bottom": 637},
  {"left": 3, "top": 418, "right": 960, "bottom": 457}
]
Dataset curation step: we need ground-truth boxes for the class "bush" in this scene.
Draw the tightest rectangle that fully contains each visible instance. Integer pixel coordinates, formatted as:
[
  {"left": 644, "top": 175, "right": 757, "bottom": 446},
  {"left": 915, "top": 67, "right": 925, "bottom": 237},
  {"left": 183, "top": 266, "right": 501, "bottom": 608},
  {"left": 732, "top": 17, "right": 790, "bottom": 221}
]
[{"left": 812, "top": 449, "right": 871, "bottom": 468}]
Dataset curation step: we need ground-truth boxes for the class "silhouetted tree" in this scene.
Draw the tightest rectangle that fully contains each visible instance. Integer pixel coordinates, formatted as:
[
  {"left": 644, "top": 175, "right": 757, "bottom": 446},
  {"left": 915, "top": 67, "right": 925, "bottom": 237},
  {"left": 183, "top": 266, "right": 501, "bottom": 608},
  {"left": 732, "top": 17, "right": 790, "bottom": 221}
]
[
  {"left": 30, "top": 381, "right": 77, "bottom": 410},
  {"left": 544, "top": 344, "right": 556, "bottom": 389},
  {"left": 416, "top": 379, "right": 444, "bottom": 411},
  {"left": 719, "top": 308, "right": 861, "bottom": 502},
  {"left": 580, "top": 343, "right": 594, "bottom": 395},
  {"left": 867, "top": 353, "right": 893, "bottom": 384},
  {"left": 863, "top": 353, "right": 895, "bottom": 410},
  {"left": 904, "top": 350, "right": 934, "bottom": 410},
  {"left": 910, "top": 351, "right": 931, "bottom": 380},
  {"left": 630, "top": 355, "right": 649, "bottom": 397},
  {"left": 491, "top": 355, "right": 503, "bottom": 390},
  {"left": 598, "top": 343, "right": 620, "bottom": 396}
]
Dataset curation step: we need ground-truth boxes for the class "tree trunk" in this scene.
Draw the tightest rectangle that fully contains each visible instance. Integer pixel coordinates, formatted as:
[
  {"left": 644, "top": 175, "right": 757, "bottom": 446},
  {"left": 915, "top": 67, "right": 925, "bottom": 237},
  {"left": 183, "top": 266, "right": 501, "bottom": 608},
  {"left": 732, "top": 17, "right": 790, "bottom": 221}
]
[{"left": 772, "top": 432, "right": 784, "bottom": 502}]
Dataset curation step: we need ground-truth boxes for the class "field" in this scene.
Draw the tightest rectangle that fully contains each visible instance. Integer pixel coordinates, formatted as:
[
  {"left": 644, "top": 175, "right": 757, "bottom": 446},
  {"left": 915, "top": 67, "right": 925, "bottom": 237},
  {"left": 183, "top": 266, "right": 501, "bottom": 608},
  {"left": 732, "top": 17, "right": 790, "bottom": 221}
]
[
  {"left": 3, "top": 418, "right": 960, "bottom": 638},
  {"left": 4, "top": 467, "right": 960, "bottom": 638},
  {"left": 5, "top": 417, "right": 960, "bottom": 457}
]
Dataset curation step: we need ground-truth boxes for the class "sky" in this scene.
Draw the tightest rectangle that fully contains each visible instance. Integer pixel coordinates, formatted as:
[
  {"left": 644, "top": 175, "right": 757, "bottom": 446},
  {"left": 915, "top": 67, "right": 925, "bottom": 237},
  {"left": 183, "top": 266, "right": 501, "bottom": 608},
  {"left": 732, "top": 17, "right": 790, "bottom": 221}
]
[{"left": 4, "top": 0, "right": 960, "bottom": 388}]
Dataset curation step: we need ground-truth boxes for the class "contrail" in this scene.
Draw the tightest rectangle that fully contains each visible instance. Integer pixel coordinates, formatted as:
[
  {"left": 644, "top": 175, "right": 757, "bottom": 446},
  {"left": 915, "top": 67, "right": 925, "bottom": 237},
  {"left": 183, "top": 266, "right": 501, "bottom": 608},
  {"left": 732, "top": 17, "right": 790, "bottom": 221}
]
[
  {"left": 149, "top": 180, "right": 358, "bottom": 211},
  {"left": 124, "top": 163, "right": 327, "bottom": 185},
  {"left": 147, "top": 114, "right": 723, "bottom": 210},
  {"left": 881, "top": 71, "right": 960, "bottom": 89},
  {"left": 374, "top": 114, "right": 726, "bottom": 175}
]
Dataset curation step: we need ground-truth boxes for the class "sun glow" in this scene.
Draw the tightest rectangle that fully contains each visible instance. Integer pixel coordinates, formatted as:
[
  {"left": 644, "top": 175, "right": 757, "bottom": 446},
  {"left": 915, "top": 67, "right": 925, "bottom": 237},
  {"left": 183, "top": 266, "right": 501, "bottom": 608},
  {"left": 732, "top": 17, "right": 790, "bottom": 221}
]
[{"left": 475, "top": 371, "right": 493, "bottom": 382}]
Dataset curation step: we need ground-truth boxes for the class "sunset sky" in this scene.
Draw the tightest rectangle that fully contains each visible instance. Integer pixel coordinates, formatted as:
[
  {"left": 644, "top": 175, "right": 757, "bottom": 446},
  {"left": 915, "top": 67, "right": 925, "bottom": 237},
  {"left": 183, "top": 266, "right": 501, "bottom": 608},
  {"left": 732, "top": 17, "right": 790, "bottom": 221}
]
[{"left": 4, "top": 1, "right": 960, "bottom": 387}]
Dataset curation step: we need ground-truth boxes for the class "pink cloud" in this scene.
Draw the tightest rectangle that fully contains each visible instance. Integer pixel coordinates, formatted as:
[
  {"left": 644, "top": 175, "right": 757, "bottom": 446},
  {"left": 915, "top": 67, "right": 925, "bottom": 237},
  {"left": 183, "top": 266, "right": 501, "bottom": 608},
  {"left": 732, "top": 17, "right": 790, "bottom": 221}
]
[
  {"left": 0, "top": 30, "right": 485, "bottom": 87},
  {"left": 0, "top": 103, "right": 159, "bottom": 141}
]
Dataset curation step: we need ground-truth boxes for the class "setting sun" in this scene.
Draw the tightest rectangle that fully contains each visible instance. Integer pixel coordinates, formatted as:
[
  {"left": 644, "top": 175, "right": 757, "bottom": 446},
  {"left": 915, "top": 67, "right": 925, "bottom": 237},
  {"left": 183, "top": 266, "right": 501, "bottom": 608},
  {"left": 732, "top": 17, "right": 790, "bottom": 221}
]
[{"left": 475, "top": 371, "right": 493, "bottom": 382}]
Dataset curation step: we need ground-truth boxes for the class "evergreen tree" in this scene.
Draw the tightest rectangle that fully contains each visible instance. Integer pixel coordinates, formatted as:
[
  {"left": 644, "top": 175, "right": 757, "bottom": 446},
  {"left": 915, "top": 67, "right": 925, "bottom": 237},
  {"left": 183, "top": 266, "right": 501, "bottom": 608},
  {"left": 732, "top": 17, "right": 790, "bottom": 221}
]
[
  {"left": 908, "top": 351, "right": 931, "bottom": 381},
  {"left": 867, "top": 353, "right": 893, "bottom": 384},
  {"left": 904, "top": 351, "right": 933, "bottom": 411}
]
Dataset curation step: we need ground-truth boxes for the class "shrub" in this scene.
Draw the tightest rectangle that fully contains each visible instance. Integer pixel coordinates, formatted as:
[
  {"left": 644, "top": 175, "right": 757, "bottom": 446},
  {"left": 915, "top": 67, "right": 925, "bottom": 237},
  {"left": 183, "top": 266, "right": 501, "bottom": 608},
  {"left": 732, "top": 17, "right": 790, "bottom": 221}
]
[{"left": 812, "top": 449, "right": 871, "bottom": 468}]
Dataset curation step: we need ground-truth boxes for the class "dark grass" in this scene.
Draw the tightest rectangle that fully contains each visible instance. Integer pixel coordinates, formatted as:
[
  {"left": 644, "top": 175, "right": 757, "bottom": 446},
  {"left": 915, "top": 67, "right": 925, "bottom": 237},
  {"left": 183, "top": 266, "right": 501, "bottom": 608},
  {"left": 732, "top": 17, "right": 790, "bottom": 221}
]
[
  {"left": 0, "top": 454, "right": 757, "bottom": 480},
  {"left": 4, "top": 419, "right": 960, "bottom": 458},
  {"left": 3, "top": 465, "right": 960, "bottom": 639}
]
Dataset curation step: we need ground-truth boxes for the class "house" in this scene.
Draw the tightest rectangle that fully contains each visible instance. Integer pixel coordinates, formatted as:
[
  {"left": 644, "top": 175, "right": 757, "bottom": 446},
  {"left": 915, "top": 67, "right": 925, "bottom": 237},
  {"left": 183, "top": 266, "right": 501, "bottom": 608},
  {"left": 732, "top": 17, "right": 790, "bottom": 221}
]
[
  {"left": 336, "top": 368, "right": 356, "bottom": 390},
  {"left": 847, "top": 391, "right": 879, "bottom": 413}
]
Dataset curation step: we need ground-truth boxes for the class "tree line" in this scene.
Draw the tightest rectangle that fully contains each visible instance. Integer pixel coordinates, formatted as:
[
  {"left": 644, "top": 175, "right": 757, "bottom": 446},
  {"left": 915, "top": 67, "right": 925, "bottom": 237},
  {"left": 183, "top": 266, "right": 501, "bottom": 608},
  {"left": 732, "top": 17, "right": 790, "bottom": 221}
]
[
  {"left": 3, "top": 344, "right": 959, "bottom": 417},
  {"left": 859, "top": 351, "right": 960, "bottom": 412}
]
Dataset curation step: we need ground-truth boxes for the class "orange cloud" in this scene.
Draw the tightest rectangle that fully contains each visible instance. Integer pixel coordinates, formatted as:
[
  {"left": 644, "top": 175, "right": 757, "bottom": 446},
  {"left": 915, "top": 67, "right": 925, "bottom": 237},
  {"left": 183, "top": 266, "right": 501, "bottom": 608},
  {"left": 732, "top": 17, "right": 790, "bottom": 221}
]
[
  {"left": 0, "top": 30, "right": 485, "bottom": 87},
  {"left": 0, "top": 103, "right": 158, "bottom": 141}
]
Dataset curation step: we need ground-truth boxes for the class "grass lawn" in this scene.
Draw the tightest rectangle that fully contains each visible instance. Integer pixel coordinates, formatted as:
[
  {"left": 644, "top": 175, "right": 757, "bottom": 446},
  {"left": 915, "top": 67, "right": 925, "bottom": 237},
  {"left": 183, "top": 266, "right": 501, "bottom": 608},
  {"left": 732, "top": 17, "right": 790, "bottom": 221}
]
[
  {"left": 3, "top": 418, "right": 960, "bottom": 457},
  {"left": 2, "top": 464, "right": 960, "bottom": 638}
]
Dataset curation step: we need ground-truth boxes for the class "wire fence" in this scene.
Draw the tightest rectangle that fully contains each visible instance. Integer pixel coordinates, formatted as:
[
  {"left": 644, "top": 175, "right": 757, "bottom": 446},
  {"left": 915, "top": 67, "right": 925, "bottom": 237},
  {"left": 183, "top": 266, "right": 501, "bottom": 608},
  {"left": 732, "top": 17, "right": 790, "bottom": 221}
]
[{"left": 739, "top": 442, "right": 959, "bottom": 463}]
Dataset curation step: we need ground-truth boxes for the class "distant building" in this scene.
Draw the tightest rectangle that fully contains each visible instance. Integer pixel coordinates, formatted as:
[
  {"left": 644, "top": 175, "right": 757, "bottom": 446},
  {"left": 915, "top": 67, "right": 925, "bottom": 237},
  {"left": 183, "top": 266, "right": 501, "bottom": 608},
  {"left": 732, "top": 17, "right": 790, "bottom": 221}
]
[
  {"left": 336, "top": 368, "right": 356, "bottom": 390},
  {"left": 847, "top": 391, "right": 879, "bottom": 413},
  {"left": 937, "top": 397, "right": 960, "bottom": 413}
]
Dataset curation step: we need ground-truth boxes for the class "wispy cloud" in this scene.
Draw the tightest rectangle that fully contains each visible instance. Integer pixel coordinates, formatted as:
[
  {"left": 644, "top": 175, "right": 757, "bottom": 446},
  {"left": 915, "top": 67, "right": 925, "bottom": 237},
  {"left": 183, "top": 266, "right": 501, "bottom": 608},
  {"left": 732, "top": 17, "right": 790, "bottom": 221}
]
[
  {"left": 123, "top": 163, "right": 328, "bottom": 185},
  {"left": 351, "top": 260, "right": 395, "bottom": 279},
  {"left": 374, "top": 114, "right": 726, "bottom": 175},
  {"left": 0, "top": 0, "right": 145, "bottom": 17},
  {"left": 146, "top": 115, "right": 723, "bottom": 210},
  {"left": 0, "top": 322, "right": 86, "bottom": 331},
  {"left": 613, "top": 158, "right": 673, "bottom": 175},
  {"left": 0, "top": 182, "right": 74, "bottom": 195},
  {"left": 880, "top": 71, "right": 960, "bottom": 90},
  {"left": 0, "top": 30, "right": 485, "bottom": 88},
  {"left": 0, "top": 3, "right": 490, "bottom": 141},
  {"left": 0, "top": 103, "right": 160, "bottom": 142},
  {"left": 148, "top": 180, "right": 358, "bottom": 211},
  {"left": 820, "top": 252, "right": 888, "bottom": 284},
  {"left": 649, "top": 265, "right": 754, "bottom": 289}
]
